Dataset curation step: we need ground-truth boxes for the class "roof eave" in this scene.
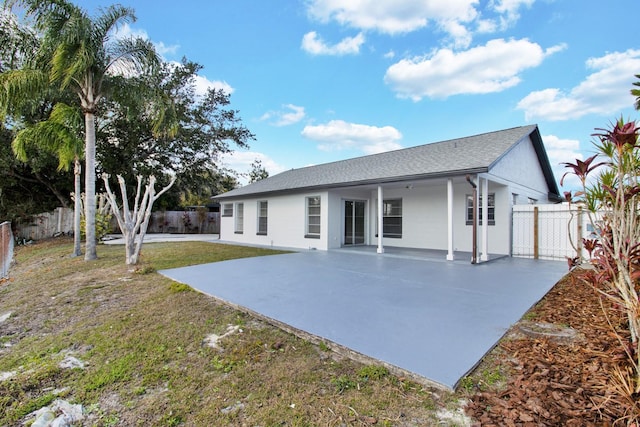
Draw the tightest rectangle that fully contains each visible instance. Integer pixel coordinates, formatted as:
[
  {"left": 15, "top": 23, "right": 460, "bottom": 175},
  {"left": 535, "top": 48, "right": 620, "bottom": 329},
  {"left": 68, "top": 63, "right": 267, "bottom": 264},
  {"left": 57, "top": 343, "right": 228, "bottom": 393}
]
[
  {"left": 213, "top": 168, "right": 489, "bottom": 201},
  {"left": 528, "top": 126, "right": 562, "bottom": 201},
  {"left": 486, "top": 125, "right": 562, "bottom": 202}
]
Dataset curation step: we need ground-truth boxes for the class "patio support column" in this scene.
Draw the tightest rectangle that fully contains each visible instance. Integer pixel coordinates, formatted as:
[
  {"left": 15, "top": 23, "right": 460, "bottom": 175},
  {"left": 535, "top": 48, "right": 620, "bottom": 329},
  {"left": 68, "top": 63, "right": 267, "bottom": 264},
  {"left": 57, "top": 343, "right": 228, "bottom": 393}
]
[
  {"left": 447, "top": 179, "right": 454, "bottom": 261},
  {"left": 377, "top": 185, "right": 384, "bottom": 253},
  {"left": 481, "top": 176, "right": 489, "bottom": 261}
]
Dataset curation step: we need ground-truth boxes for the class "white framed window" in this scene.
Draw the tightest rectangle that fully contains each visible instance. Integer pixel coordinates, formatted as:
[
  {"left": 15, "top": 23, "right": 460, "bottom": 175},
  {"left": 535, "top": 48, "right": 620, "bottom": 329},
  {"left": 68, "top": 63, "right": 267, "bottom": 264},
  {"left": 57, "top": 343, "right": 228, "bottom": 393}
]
[
  {"left": 466, "top": 193, "right": 495, "bottom": 225},
  {"left": 257, "top": 200, "right": 268, "bottom": 235},
  {"left": 305, "top": 196, "right": 321, "bottom": 238},
  {"left": 377, "top": 199, "right": 402, "bottom": 238},
  {"left": 234, "top": 203, "right": 244, "bottom": 234},
  {"left": 222, "top": 203, "right": 233, "bottom": 217}
]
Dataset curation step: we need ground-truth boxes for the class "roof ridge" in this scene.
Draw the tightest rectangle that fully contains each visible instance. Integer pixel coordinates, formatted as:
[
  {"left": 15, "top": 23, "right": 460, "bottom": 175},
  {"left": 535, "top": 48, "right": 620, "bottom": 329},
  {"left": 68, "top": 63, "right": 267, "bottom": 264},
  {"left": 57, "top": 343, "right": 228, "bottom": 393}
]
[
  {"left": 271, "top": 124, "right": 538, "bottom": 177},
  {"left": 217, "top": 124, "right": 547, "bottom": 200}
]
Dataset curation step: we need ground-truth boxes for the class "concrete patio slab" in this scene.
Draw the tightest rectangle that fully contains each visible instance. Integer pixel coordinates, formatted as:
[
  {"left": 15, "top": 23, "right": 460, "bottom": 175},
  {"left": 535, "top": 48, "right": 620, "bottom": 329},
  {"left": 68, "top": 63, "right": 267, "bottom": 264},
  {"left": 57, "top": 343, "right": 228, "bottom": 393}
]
[{"left": 160, "top": 250, "right": 567, "bottom": 390}]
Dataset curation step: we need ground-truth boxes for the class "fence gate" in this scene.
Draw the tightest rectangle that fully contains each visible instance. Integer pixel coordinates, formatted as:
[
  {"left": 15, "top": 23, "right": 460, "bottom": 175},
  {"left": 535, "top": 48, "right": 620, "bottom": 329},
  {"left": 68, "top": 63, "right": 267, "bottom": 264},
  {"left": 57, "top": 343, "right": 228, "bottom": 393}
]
[{"left": 512, "top": 204, "right": 590, "bottom": 261}]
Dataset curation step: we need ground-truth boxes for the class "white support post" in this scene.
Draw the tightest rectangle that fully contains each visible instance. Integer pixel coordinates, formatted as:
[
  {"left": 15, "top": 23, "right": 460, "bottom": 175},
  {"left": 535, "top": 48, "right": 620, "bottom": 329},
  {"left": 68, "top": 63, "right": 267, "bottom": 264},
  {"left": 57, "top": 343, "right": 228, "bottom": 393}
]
[
  {"left": 377, "top": 185, "right": 384, "bottom": 254},
  {"left": 481, "top": 176, "right": 489, "bottom": 261},
  {"left": 447, "top": 179, "right": 454, "bottom": 261}
]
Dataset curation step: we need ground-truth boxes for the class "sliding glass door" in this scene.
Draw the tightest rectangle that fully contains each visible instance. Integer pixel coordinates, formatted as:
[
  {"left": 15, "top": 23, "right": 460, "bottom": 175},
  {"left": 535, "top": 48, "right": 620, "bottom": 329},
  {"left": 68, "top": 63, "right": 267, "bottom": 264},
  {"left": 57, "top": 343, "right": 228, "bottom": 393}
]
[{"left": 344, "top": 200, "right": 365, "bottom": 245}]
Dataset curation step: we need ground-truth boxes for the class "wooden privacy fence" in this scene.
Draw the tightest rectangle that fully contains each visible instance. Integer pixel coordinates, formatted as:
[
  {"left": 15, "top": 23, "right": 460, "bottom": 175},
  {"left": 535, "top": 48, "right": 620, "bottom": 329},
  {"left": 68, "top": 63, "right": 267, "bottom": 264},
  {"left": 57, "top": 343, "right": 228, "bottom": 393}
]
[
  {"left": 145, "top": 210, "right": 220, "bottom": 234},
  {"left": 1, "top": 221, "right": 13, "bottom": 279},
  {"left": 512, "top": 204, "right": 591, "bottom": 261},
  {"left": 13, "top": 208, "right": 220, "bottom": 241},
  {"left": 14, "top": 207, "right": 74, "bottom": 242}
]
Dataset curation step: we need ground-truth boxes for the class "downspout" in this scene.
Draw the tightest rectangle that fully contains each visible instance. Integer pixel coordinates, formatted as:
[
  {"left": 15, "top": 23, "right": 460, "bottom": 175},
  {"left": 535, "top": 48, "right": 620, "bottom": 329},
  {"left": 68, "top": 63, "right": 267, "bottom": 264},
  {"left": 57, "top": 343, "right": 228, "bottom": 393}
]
[{"left": 466, "top": 175, "right": 477, "bottom": 264}]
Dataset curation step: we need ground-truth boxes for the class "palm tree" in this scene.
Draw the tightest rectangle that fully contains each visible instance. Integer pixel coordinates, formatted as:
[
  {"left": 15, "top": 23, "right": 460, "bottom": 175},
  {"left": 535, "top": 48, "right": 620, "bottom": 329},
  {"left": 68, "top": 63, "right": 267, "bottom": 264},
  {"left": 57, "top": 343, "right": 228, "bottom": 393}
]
[
  {"left": 633, "top": 74, "right": 640, "bottom": 110},
  {"left": 12, "top": 103, "right": 84, "bottom": 256},
  {"left": 3, "top": 0, "right": 160, "bottom": 260}
]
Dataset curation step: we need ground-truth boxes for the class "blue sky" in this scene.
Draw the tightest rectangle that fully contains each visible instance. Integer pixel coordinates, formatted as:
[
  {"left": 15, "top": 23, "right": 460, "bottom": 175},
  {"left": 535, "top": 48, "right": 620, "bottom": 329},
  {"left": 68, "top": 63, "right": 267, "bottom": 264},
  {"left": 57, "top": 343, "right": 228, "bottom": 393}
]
[{"left": 84, "top": 0, "right": 638, "bottom": 190}]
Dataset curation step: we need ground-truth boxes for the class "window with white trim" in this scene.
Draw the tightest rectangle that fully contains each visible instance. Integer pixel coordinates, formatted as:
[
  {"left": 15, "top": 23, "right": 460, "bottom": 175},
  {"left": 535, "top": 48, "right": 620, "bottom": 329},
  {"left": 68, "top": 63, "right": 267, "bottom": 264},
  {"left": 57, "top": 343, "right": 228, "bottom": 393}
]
[
  {"left": 466, "top": 193, "right": 495, "bottom": 225},
  {"left": 222, "top": 203, "right": 233, "bottom": 217},
  {"left": 234, "top": 203, "right": 244, "bottom": 233},
  {"left": 257, "top": 200, "right": 268, "bottom": 235},
  {"left": 380, "top": 199, "right": 402, "bottom": 238},
  {"left": 305, "top": 196, "right": 321, "bottom": 238}
]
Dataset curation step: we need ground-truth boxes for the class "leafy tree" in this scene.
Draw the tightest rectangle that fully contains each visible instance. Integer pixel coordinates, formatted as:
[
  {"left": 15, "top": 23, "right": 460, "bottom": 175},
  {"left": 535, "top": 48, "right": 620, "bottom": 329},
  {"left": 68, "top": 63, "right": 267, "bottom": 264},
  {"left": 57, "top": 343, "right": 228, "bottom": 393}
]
[
  {"left": 12, "top": 103, "right": 84, "bottom": 255},
  {"left": 176, "top": 168, "right": 239, "bottom": 208},
  {"left": 97, "top": 59, "right": 253, "bottom": 207},
  {"left": 0, "top": 125, "right": 73, "bottom": 223},
  {"left": 248, "top": 159, "right": 269, "bottom": 183},
  {"left": 0, "top": 11, "right": 76, "bottom": 223},
  {"left": 3, "top": 0, "right": 161, "bottom": 260}
]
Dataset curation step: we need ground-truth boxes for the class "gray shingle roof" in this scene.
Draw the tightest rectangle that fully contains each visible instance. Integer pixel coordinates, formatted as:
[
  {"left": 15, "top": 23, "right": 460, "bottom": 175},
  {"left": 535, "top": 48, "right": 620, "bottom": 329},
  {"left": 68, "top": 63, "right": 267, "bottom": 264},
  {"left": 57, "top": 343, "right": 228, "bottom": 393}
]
[{"left": 216, "top": 125, "right": 559, "bottom": 200}]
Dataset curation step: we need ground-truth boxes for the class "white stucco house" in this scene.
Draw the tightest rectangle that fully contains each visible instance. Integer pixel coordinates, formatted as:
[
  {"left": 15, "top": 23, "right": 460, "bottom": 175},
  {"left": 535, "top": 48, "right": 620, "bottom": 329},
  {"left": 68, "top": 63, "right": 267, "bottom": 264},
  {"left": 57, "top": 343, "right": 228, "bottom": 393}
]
[{"left": 215, "top": 125, "right": 561, "bottom": 261}]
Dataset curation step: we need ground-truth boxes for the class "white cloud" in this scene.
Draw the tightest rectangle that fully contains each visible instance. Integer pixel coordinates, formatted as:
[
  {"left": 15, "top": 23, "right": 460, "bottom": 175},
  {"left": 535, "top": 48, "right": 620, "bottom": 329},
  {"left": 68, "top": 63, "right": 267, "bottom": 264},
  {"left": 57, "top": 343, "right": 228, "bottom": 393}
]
[
  {"left": 193, "top": 74, "right": 234, "bottom": 96},
  {"left": 260, "top": 104, "right": 306, "bottom": 127},
  {"left": 112, "top": 23, "right": 180, "bottom": 58},
  {"left": 543, "top": 134, "right": 584, "bottom": 189},
  {"left": 154, "top": 41, "right": 180, "bottom": 56},
  {"left": 384, "top": 38, "right": 564, "bottom": 101},
  {"left": 306, "top": 0, "right": 478, "bottom": 36},
  {"left": 112, "top": 22, "right": 147, "bottom": 40},
  {"left": 305, "top": 1, "right": 539, "bottom": 49},
  {"left": 220, "top": 151, "right": 286, "bottom": 185},
  {"left": 301, "top": 31, "right": 365, "bottom": 56},
  {"left": 489, "top": 0, "right": 535, "bottom": 29},
  {"left": 439, "top": 19, "right": 472, "bottom": 49},
  {"left": 543, "top": 134, "right": 583, "bottom": 169},
  {"left": 517, "top": 49, "right": 640, "bottom": 121},
  {"left": 301, "top": 120, "right": 403, "bottom": 154},
  {"left": 476, "top": 18, "right": 497, "bottom": 33},
  {"left": 166, "top": 61, "right": 234, "bottom": 96},
  {"left": 108, "top": 24, "right": 233, "bottom": 99},
  {"left": 384, "top": 50, "right": 396, "bottom": 59}
]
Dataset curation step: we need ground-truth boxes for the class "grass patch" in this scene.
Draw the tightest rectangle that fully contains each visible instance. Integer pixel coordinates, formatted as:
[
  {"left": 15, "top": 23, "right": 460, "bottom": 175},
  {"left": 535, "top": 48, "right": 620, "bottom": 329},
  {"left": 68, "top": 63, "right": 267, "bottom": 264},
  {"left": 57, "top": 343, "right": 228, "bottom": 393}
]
[
  {"left": 138, "top": 241, "right": 288, "bottom": 270},
  {"left": 358, "top": 364, "right": 389, "bottom": 382},
  {"left": 0, "top": 237, "right": 460, "bottom": 426},
  {"left": 168, "top": 281, "right": 192, "bottom": 293}
]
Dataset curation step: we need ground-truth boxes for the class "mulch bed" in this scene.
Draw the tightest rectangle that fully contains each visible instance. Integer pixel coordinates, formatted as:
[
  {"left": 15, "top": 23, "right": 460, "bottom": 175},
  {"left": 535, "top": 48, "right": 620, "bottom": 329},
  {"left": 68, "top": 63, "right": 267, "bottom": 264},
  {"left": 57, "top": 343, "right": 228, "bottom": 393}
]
[{"left": 466, "top": 269, "right": 635, "bottom": 426}]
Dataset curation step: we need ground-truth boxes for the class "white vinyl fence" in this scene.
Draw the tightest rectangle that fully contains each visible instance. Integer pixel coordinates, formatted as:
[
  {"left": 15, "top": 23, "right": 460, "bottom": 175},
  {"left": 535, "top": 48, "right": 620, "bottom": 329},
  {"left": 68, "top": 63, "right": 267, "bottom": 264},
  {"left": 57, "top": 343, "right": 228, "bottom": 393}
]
[{"left": 512, "top": 204, "right": 592, "bottom": 261}]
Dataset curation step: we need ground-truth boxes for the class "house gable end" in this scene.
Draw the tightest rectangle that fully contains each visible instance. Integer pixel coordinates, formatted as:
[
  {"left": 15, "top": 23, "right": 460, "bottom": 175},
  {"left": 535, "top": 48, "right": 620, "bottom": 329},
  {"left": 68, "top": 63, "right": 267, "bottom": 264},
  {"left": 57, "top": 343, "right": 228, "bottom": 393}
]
[{"left": 488, "top": 126, "right": 561, "bottom": 202}]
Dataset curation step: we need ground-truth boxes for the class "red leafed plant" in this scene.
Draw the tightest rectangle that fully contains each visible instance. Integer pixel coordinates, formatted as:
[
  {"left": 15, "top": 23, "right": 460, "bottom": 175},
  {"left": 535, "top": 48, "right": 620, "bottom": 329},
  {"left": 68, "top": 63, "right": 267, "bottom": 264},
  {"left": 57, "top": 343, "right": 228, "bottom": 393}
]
[{"left": 563, "top": 118, "right": 640, "bottom": 424}]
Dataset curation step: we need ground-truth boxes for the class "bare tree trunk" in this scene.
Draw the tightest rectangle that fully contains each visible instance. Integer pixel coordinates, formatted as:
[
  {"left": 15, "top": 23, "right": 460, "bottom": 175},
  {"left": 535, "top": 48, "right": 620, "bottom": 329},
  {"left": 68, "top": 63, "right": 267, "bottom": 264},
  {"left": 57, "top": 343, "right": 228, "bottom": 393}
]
[
  {"left": 72, "top": 158, "right": 82, "bottom": 257},
  {"left": 103, "top": 174, "right": 175, "bottom": 266},
  {"left": 125, "top": 231, "right": 136, "bottom": 265},
  {"left": 84, "top": 111, "right": 97, "bottom": 260}
]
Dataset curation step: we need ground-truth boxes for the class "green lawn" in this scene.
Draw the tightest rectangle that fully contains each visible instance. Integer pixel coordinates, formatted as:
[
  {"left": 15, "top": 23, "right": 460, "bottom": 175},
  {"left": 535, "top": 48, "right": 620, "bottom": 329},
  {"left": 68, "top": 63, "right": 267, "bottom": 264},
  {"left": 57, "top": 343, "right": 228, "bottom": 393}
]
[{"left": 0, "top": 238, "right": 466, "bottom": 426}]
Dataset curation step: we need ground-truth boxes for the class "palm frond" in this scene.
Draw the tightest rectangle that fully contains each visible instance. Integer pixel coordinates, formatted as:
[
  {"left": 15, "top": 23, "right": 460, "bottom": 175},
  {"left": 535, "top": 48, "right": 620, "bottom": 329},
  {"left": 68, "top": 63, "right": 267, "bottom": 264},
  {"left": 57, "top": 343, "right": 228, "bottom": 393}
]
[
  {"left": 12, "top": 106, "right": 83, "bottom": 170},
  {"left": 0, "top": 68, "right": 49, "bottom": 117},
  {"left": 633, "top": 74, "right": 640, "bottom": 111},
  {"left": 106, "top": 37, "right": 160, "bottom": 77},
  {"left": 93, "top": 4, "right": 135, "bottom": 42}
]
